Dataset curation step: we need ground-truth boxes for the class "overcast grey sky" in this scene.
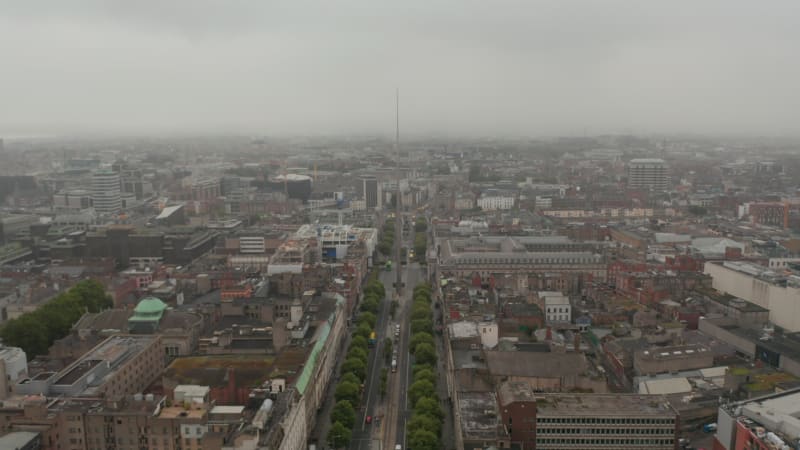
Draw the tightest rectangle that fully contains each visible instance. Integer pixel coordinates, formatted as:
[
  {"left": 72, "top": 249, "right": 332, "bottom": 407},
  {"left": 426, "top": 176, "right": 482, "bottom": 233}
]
[{"left": 1, "top": 1, "right": 798, "bottom": 137}]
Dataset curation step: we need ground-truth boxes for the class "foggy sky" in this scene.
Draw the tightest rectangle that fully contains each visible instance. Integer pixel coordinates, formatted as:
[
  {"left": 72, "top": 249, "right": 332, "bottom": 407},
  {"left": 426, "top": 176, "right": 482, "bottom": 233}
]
[{"left": 1, "top": 1, "right": 799, "bottom": 138}]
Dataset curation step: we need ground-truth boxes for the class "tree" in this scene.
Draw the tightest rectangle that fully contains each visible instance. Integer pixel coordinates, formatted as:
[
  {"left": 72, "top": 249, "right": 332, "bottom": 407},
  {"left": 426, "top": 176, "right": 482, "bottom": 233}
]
[
  {"left": 331, "top": 401, "right": 356, "bottom": 429},
  {"left": 0, "top": 279, "right": 113, "bottom": 357},
  {"left": 365, "top": 281, "right": 385, "bottom": 298},
  {"left": 410, "top": 332, "right": 434, "bottom": 354},
  {"left": 328, "top": 421, "right": 352, "bottom": 449},
  {"left": 384, "top": 338, "right": 393, "bottom": 362},
  {"left": 412, "top": 304, "right": 431, "bottom": 321},
  {"left": 415, "top": 396, "right": 444, "bottom": 421},
  {"left": 414, "top": 218, "right": 427, "bottom": 232},
  {"left": 0, "top": 315, "right": 49, "bottom": 356},
  {"left": 413, "top": 368, "right": 437, "bottom": 386},
  {"left": 408, "top": 429, "right": 439, "bottom": 450},
  {"left": 409, "top": 413, "right": 441, "bottom": 437},
  {"left": 350, "top": 335, "right": 368, "bottom": 351},
  {"left": 357, "top": 312, "right": 377, "bottom": 329},
  {"left": 688, "top": 205, "right": 707, "bottom": 216},
  {"left": 360, "top": 298, "right": 379, "bottom": 315},
  {"left": 347, "top": 347, "right": 368, "bottom": 365},
  {"left": 409, "top": 379, "right": 435, "bottom": 406},
  {"left": 354, "top": 323, "right": 372, "bottom": 340},
  {"left": 340, "top": 372, "right": 360, "bottom": 386},
  {"left": 342, "top": 357, "right": 367, "bottom": 382},
  {"left": 414, "top": 343, "right": 437, "bottom": 366},
  {"left": 411, "top": 318, "right": 433, "bottom": 335},
  {"left": 413, "top": 293, "right": 431, "bottom": 305},
  {"left": 334, "top": 381, "right": 361, "bottom": 406}
]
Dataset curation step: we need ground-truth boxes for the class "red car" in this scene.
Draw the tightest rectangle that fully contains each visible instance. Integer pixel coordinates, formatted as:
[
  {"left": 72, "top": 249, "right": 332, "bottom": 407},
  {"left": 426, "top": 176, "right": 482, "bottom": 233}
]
[{"left": 365, "top": 415, "right": 372, "bottom": 424}]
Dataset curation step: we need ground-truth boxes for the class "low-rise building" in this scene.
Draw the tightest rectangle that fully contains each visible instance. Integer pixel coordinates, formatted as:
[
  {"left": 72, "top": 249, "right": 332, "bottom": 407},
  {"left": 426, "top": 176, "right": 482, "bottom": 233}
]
[
  {"left": 497, "top": 381, "right": 680, "bottom": 450},
  {"left": 16, "top": 335, "right": 163, "bottom": 399},
  {"left": 633, "top": 344, "right": 714, "bottom": 376},
  {"left": 716, "top": 388, "right": 800, "bottom": 450}
]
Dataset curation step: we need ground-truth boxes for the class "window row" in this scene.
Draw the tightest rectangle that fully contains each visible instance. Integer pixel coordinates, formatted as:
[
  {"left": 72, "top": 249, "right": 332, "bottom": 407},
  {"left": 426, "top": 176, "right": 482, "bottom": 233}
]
[
  {"left": 536, "top": 437, "right": 674, "bottom": 446},
  {"left": 537, "top": 417, "right": 674, "bottom": 425},
  {"left": 537, "top": 427, "right": 674, "bottom": 435}
]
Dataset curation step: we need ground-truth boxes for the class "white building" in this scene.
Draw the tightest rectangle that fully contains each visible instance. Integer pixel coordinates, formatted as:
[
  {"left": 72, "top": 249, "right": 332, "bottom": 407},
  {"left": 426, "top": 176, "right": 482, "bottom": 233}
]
[
  {"left": 53, "top": 189, "right": 93, "bottom": 211},
  {"left": 239, "top": 235, "right": 266, "bottom": 254},
  {"left": 478, "top": 321, "right": 498, "bottom": 349},
  {"left": 0, "top": 346, "right": 27, "bottom": 399},
  {"left": 543, "top": 292, "right": 571, "bottom": 324},
  {"left": 628, "top": 158, "right": 668, "bottom": 190},
  {"left": 454, "top": 194, "right": 476, "bottom": 211},
  {"left": 91, "top": 170, "right": 122, "bottom": 214},
  {"left": 704, "top": 261, "right": 800, "bottom": 332},
  {"left": 477, "top": 195, "right": 515, "bottom": 211}
]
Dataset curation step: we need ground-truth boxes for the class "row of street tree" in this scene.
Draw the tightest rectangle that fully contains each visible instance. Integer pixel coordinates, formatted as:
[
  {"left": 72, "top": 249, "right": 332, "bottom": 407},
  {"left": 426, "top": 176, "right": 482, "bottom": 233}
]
[
  {"left": 406, "top": 283, "right": 444, "bottom": 450},
  {"left": 327, "top": 275, "right": 386, "bottom": 449}
]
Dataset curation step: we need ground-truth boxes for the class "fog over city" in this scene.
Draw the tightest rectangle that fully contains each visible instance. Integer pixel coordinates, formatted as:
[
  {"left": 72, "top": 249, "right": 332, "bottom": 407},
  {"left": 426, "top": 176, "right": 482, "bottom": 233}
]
[
  {"left": 4, "top": 3, "right": 800, "bottom": 450},
  {"left": 1, "top": 0, "right": 799, "bottom": 137}
]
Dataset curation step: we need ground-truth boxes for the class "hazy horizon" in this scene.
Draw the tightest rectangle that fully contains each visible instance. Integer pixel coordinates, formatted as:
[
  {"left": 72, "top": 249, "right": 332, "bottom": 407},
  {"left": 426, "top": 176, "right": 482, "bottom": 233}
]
[{"left": 2, "top": 1, "right": 799, "bottom": 138}]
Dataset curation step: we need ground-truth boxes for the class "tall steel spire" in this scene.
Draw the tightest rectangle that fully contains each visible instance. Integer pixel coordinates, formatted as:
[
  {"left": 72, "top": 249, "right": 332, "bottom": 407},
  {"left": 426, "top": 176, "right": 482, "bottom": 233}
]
[{"left": 395, "top": 88, "right": 403, "bottom": 295}]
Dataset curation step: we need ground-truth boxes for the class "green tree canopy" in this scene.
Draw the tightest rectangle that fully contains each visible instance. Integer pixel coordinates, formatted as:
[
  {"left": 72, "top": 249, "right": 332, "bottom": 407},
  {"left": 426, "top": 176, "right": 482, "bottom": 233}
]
[
  {"left": 346, "top": 347, "right": 368, "bottom": 365},
  {"left": 327, "top": 421, "right": 352, "bottom": 449},
  {"left": 360, "top": 298, "right": 379, "bottom": 315},
  {"left": 342, "top": 357, "right": 367, "bottom": 382},
  {"left": 410, "top": 332, "right": 434, "bottom": 354},
  {"left": 331, "top": 401, "right": 356, "bottom": 429},
  {"left": 409, "top": 379, "right": 435, "bottom": 406},
  {"left": 0, "top": 279, "right": 113, "bottom": 357},
  {"left": 409, "top": 413, "right": 442, "bottom": 437},
  {"left": 340, "top": 372, "right": 360, "bottom": 386},
  {"left": 415, "top": 396, "right": 444, "bottom": 421},
  {"left": 408, "top": 429, "right": 439, "bottom": 450},
  {"left": 414, "top": 343, "right": 437, "bottom": 366},
  {"left": 350, "top": 335, "right": 368, "bottom": 350},
  {"left": 411, "top": 318, "right": 433, "bottom": 335},
  {"left": 357, "top": 311, "right": 377, "bottom": 329},
  {"left": 383, "top": 338, "right": 393, "bottom": 362},
  {"left": 354, "top": 323, "right": 372, "bottom": 340},
  {"left": 411, "top": 304, "right": 431, "bottom": 321},
  {"left": 413, "top": 368, "right": 437, "bottom": 386},
  {"left": 334, "top": 381, "right": 361, "bottom": 406}
]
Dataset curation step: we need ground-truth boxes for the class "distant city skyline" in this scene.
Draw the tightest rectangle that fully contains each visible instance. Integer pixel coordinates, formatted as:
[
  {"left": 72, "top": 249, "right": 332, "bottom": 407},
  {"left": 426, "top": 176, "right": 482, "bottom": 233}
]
[{"left": 1, "top": 1, "right": 799, "bottom": 137}]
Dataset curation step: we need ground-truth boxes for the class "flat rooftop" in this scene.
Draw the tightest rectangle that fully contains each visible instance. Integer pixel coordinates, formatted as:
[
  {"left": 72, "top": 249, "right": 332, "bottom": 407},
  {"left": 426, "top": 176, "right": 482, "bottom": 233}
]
[
  {"left": 54, "top": 335, "right": 155, "bottom": 386},
  {"left": 740, "top": 391, "right": 800, "bottom": 442},
  {"left": 536, "top": 393, "right": 677, "bottom": 417},
  {"left": 636, "top": 344, "right": 710, "bottom": 362},
  {"left": 458, "top": 391, "right": 499, "bottom": 440},
  {"left": 159, "top": 405, "right": 206, "bottom": 420}
]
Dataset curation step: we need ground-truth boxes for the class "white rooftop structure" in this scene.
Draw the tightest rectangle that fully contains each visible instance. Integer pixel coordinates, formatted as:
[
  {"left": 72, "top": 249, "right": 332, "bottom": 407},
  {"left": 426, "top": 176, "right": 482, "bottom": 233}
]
[
  {"left": 691, "top": 237, "right": 745, "bottom": 256},
  {"left": 156, "top": 204, "right": 183, "bottom": 220},
  {"left": 740, "top": 391, "right": 800, "bottom": 443},
  {"left": 449, "top": 321, "right": 479, "bottom": 339},
  {"left": 638, "top": 377, "right": 692, "bottom": 395}
]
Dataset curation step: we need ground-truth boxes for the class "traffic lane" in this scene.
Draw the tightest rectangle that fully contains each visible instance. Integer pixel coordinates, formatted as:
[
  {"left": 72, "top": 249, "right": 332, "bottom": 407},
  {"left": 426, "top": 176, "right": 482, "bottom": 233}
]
[
  {"left": 396, "top": 264, "right": 422, "bottom": 450},
  {"left": 348, "top": 272, "right": 394, "bottom": 450}
]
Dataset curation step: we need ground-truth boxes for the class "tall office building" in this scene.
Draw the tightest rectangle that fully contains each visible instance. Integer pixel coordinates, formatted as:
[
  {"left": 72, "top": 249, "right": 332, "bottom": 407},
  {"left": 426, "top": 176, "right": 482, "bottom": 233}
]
[
  {"left": 359, "top": 176, "right": 381, "bottom": 209},
  {"left": 91, "top": 170, "right": 122, "bottom": 214},
  {"left": 628, "top": 158, "right": 668, "bottom": 190}
]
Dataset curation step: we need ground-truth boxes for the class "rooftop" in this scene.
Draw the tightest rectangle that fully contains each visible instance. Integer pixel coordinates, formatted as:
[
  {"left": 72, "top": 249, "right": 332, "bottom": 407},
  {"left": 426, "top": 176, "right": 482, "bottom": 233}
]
[
  {"left": 458, "top": 391, "right": 499, "bottom": 440},
  {"left": 485, "top": 351, "right": 588, "bottom": 378},
  {"left": 536, "top": 393, "right": 677, "bottom": 417},
  {"left": 636, "top": 344, "right": 710, "bottom": 362},
  {"left": 497, "top": 381, "right": 536, "bottom": 406}
]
